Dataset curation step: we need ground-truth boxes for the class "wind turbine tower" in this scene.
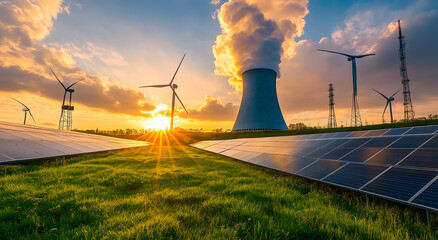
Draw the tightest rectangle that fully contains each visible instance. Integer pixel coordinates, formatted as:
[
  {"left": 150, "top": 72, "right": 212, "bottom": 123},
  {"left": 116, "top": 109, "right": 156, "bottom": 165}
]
[
  {"left": 10, "top": 97, "right": 36, "bottom": 125},
  {"left": 372, "top": 89, "right": 400, "bottom": 124},
  {"left": 50, "top": 68, "right": 83, "bottom": 131},
  {"left": 318, "top": 49, "right": 375, "bottom": 127},
  {"left": 328, "top": 83, "right": 337, "bottom": 128},
  {"left": 398, "top": 20, "right": 415, "bottom": 121},
  {"left": 139, "top": 54, "right": 188, "bottom": 130}
]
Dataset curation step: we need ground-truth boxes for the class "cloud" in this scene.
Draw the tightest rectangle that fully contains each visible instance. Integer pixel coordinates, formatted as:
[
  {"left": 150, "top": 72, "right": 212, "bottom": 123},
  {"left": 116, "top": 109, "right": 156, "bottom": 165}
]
[
  {"left": 178, "top": 96, "right": 239, "bottom": 121},
  {"left": 0, "top": 0, "right": 155, "bottom": 117},
  {"left": 212, "top": 0, "right": 309, "bottom": 90},
  {"left": 211, "top": 0, "right": 221, "bottom": 5},
  {"left": 277, "top": 7, "right": 438, "bottom": 122}
]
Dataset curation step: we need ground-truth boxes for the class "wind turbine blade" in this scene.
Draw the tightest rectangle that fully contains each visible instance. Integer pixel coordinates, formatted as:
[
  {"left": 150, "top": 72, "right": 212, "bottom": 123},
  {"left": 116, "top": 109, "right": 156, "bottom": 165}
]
[
  {"left": 139, "top": 84, "right": 170, "bottom": 88},
  {"left": 356, "top": 53, "right": 376, "bottom": 58},
  {"left": 10, "top": 97, "right": 29, "bottom": 109},
  {"left": 383, "top": 101, "right": 389, "bottom": 116},
  {"left": 372, "top": 89, "right": 388, "bottom": 100},
  {"left": 50, "top": 67, "right": 66, "bottom": 89},
  {"left": 67, "top": 79, "right": 84, "bottom": 89},
  {"left": 169, "top": 53, "right": 186, "bottom": 85},
  {"left": 28, "top": 110, "right": 36, "bottom": 124},
  {"left": 317, "top": 49, "right": 353, "bottom": 58},
  {"left": 172, "top": 89, "right": 188, "bottom": 114},
  {"left": 390, "top": 89, "right": 401, "bottom": 98}
]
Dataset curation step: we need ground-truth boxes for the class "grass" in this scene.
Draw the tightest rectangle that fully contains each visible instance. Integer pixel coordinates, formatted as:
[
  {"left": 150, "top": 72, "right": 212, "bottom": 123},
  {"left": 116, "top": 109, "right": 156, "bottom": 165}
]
[{"left": 1, "top": 146, "right": 437, "bottom": 239}]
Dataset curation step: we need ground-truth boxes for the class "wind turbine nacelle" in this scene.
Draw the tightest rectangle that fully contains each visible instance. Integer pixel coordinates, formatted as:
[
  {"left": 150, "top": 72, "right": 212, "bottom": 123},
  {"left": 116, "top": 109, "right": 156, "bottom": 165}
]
[
  {"left": 22, "top": 108, "right": 29, "bottom": 112},
  {"left": 67, "top": 89, "right": 75, "bottom": 93},
  {"left": 232, "top": 68, "right": 287, "bottom": 131},
  {"left": 347, "top": 57, "right": 352, "bottom": 61},
  {"left": 172, "top": 84, "right": 178, "bottom": 89},
  {"left": 389, "top": 97, "right": 395, "bottom": 101}
]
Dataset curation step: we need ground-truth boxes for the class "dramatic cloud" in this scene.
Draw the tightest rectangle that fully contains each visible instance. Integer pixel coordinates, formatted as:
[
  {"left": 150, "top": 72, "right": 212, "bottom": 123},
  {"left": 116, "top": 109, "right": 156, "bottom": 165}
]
[
  {"left": 277, "top": 9, "right": 438, "bottom": 121},
  {"left": 0, "top": 0, "right": 154, "bottom": 116},
  {"left": 179, "top": 96, "right": 238, "bottom": 121},
  {"left": 213, "top": 0, "right": 308, "bottom": 90}
]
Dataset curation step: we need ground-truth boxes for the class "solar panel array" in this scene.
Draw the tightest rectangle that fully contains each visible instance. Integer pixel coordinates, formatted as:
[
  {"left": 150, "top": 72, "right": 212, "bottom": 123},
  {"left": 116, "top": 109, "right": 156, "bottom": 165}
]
[
  {"left": 191, "top": 125, "right": 438, "bottom": 212},
  {"left": 0, "top": 121, "right": 149, "bottom": 163}
]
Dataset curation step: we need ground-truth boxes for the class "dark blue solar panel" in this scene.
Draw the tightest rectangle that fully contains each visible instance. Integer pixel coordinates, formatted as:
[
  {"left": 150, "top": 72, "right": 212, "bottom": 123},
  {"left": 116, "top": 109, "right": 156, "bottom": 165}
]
[
  {"left": 340, "top": 148, "right": 382, "bottom": 162},
  {"left": 382, "top": 127, "right": 411, "bottom": 136},
  {"left": 405, "top": 125, "right": 438, "bottom": 135},
  {"left": 250, "top": 154, "right": 294, "bottom": 170},
  {"left": 421, "top": 135, "right": 438, "bottom": 149},
  {"left": 323, "top": 139, "right": 350, "bottom": 148},
  {"left": 192, "top": 124, "right": 438, "bottom": 212},
  {"left": 329, "top": 132, "right": 352, "bottom": 139},
  {"left": 340, "top": 138, "right": 371, "bottom": 149},
  {"left": 281, "top": 157, "right": 317, "bottom": 174},
  {"left": 296, "top": 160, "right": 345, "bottom": 180},
  {"left": 362, "top": 129, "right": 388, "bottom": 137},
  {"left": 388, "top": 135, "right": 432, "bottom": 148},
  {"left": 347, "top": 131, "right": 369, "bottom": 138},
  {"left": 366, "top": 149, "right": 414, "bottom": 165},
  {"left": 361, "top": 136, "right": 399, "bottom": 148},
  {"left": 290, "top": 148, "right": 319, "bottom": 157},
  {"left": 324, "top": 163, "right": 387, "bottom": 189},
  {"left": 320, "top": 148, "right": 353, "bottom": 160},
  {"left": 398, "top": 149, "right": 438, "bottom": 169},
  {"left": 412, "top": 179, "right": 438, "bottom": 210},
  {"left": 362, "top": 167, "right": 437, "bottom": 201},
  {"left": 312, "top": 139, "right": 335, "bottom": 148},
  {"left": 305, "top": 148, "right": 332, "bottom": 159}
]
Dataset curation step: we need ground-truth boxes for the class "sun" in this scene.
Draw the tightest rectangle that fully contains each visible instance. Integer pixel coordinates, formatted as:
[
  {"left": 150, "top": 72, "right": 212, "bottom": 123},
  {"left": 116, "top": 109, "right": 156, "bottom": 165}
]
[
  {"left": 141, "top": 104, "right": 171, "bottom": 130},
  {"left": 145, "top": 114, "right": 170, "bottom": 130}
]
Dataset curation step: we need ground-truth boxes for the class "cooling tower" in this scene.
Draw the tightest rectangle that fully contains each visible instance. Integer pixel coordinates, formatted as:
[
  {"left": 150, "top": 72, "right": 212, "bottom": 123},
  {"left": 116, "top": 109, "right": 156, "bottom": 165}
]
[{"left": 232, "top": 68, "right": 288, "bottom": 131}]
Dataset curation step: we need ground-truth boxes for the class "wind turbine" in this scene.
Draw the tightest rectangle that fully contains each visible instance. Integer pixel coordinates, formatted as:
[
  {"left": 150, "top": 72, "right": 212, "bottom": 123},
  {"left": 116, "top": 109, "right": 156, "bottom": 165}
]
[
  {"left": 10, "top": 97, "right": 36, "bottom": 125},
  {"left": 372, "top": 89, "right": 400, "bottom": 124},
  {"left": 318, "top": 49, "right": 375, "bottom": 127},
  {"left": 50, "top": 67, "right": 84, "bottom": 130},
  {"left": 139, "top": 54, "right": 188, "bottom": 130}
]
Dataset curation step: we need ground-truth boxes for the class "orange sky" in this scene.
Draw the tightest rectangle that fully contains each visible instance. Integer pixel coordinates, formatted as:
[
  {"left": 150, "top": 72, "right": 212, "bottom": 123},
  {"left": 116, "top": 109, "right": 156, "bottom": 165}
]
[{"left": 0, "top": 0, "right": 437, "bottom": 131}]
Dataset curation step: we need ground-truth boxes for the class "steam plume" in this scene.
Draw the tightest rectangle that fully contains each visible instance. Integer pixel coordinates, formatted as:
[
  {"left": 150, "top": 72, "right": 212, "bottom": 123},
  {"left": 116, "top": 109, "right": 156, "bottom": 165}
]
[{"left": 213, "top": 0, "right": 309, "bottom": 90}]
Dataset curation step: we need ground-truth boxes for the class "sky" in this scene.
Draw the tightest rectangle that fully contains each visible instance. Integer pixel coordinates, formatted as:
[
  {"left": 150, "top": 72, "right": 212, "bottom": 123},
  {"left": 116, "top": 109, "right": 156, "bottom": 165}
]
[{"left": 0, "top": 0, "right": 437, "bottom": 131}]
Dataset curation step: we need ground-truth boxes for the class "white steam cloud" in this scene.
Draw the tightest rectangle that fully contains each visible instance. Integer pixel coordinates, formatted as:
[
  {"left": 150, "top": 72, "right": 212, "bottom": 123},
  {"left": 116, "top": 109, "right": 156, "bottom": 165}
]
[{"left": 213, "top": 0, "right": 309, "bottom": 90}]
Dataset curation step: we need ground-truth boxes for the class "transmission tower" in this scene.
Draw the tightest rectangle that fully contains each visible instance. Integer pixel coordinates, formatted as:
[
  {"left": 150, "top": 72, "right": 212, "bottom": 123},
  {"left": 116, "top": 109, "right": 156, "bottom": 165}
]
[
  {"left": 328, "top": 83, "right": 337, "bottom": 128},
  {"left": 351, "top": 95, "right": 362, "bottom": 127},
  {"left": 398, "top": 20, "right": 415, "bottom": 121}
]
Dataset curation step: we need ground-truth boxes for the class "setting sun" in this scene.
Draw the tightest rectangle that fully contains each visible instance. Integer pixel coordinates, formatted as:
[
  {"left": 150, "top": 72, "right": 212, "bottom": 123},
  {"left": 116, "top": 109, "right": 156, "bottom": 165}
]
[{"left": 141, "top": 104, "right": 171, "bottom": 130}]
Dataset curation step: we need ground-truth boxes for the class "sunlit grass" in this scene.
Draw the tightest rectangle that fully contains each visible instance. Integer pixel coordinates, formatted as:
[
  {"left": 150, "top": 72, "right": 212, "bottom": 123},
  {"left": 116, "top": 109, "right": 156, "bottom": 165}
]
[{"left": 0, "top": 146, "right": 437, "bottom": 239}]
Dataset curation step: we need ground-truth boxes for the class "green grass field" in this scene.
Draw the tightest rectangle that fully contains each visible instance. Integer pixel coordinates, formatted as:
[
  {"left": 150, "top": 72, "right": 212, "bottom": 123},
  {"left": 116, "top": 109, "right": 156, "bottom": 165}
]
[{"left": 1, "top": 146, "right": 437, "bottom": 239}]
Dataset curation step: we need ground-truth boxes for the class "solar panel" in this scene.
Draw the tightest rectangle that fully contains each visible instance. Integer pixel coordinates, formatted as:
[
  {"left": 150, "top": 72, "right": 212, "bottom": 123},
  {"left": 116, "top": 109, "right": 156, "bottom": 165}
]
[
  {"left": 340, "top": 148, "right": 382, "bottom": 162},
  {"left": 398, "top": 149, "right": 438, "bottom": 169},
  {"left": 411, "top": 178, "right": 438, "bottom": 211},
  {"left": 191, "top": 124, "right": 438, "bottom": 213},
  {"left": 296, "top": 160, "right": 345, "bottom": 180},
  {"left": 361, "top": 167, "right": 437, "bottom": 201},
  {"left": 389, "top": 135, "right": 432, "bottom": 148},
  {"left": 324, "top": 163, "right": 388, "bottom": 189},
  {"left": 366, "top": 149, "right": 414, "bottom": 165},
  {"left": 0, "top": 121, "right": 149, "bottom": 163}
]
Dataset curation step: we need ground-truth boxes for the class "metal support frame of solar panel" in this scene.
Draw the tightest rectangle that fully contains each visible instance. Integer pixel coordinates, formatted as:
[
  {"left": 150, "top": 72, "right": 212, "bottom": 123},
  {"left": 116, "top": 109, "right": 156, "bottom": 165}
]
[
  {"left": 0, "top": 121, "right": 150, "bottom": 163},
  {"left": 191, "top": 125, "right": 438, "bottom": 213}
]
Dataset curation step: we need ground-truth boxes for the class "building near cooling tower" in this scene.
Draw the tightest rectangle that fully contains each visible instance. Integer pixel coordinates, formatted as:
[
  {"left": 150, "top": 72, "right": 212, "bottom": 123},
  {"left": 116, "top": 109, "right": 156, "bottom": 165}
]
[{"left": 232, "top": 68, "right": 287, "bottom": 131}]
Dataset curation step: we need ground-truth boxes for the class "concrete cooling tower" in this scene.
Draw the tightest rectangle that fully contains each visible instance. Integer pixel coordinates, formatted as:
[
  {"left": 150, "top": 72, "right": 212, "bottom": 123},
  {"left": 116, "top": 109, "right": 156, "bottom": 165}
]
[{"left": 232, "top": 68, "right": 288, "bottom": 131}]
